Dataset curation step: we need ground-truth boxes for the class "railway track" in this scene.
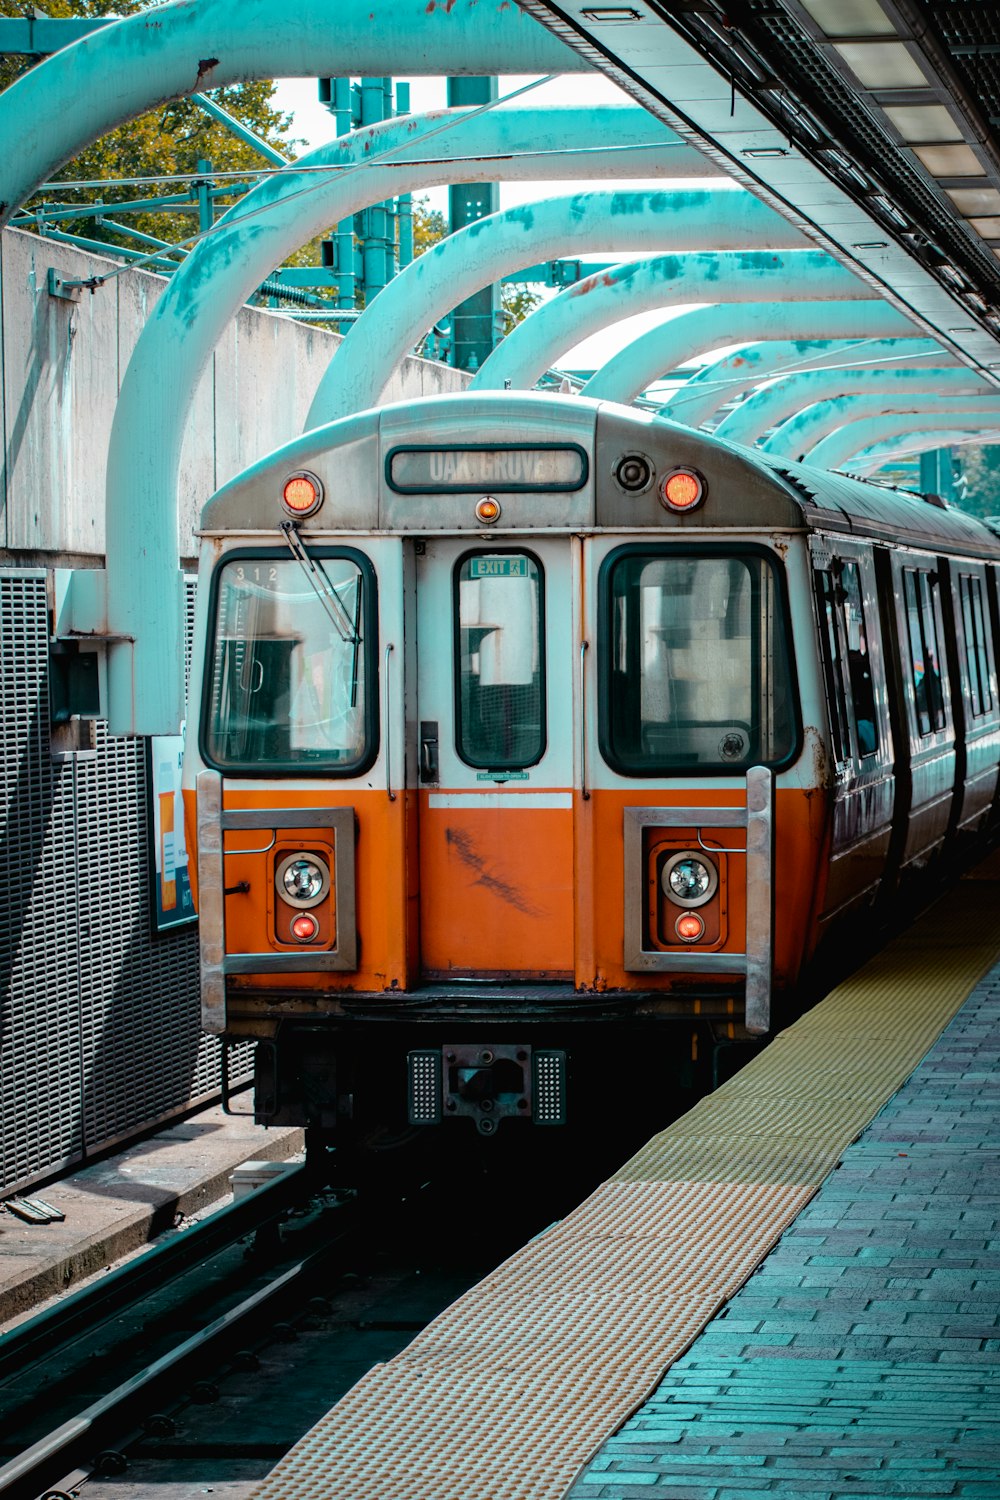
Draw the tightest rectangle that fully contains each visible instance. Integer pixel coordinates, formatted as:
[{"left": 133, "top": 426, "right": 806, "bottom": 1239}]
[
  {"left": 0, "top": 1163, "right": 340, "bottom": 1500},
  {"left": 0, "top": 1143, "right": 577, "bottom": 1500}
]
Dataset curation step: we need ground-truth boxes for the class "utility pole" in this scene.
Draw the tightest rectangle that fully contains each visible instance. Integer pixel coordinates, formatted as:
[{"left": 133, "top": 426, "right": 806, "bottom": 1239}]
[{"left": 446, "top": 77, "right": 500, "bottom": 373}]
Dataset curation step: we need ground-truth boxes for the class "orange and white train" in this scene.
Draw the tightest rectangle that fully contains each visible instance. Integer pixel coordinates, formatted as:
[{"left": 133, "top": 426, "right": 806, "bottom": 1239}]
[{"left": 183, "top": 391, "right": 1000, "bottom": 1144}]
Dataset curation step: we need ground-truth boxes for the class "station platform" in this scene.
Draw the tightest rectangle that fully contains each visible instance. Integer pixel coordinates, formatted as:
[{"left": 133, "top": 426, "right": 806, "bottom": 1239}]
[
  {"left": 248, "top": 863, "right": 1000, "bottom": 1500},
  {"left": 0, "top": 1106, "right": 303, "bottom": 1326}
]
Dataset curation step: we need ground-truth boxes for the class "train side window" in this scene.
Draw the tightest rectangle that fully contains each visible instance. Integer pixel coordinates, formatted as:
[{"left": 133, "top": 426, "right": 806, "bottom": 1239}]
[
  {"left": 454, "top": 552, "right": 545, "bottom": 769},
  {"left": 841, "top": 562, "right": 879, "bottom": 757},
  {"left": 599, "top": 547, "right": 798, "bottom": 775},
  {"left": 814, "top": 569, "right": 851, "bottom": 764},
  {"left": 959, "top": 572, "right": 994, "bottom": 718},
  {"left": 903, "top": 567, "right": 946, "bottom": 736}
]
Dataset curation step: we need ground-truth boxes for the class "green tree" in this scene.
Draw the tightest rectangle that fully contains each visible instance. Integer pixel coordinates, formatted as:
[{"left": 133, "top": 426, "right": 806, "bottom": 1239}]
[
  {"left": 1, "top": 0, "right": 301, "bottom": 255},
  {"left": 412, "top": 197, "right": 446, "bottom": 258},
  {"left": 501, "top": 282, "right": 542, "bottom": 336},
  {"left": 955, "top": 446, "right": 1000, "bottom": 520}
]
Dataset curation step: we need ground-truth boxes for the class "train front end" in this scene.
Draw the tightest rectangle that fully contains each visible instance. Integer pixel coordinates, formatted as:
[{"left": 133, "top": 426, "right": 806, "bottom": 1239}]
[{"left": 183, "top": 393, "right": 829, "bottom": 1145}]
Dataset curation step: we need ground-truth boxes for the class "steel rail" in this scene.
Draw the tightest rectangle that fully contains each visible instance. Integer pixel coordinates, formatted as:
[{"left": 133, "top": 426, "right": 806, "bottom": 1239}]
[
  {"left": 0, "top": 1161, "right": 306, "bottom": 1384},
  {"left": 0, "top": 1198, "right": 352, "bottom": 1500}
]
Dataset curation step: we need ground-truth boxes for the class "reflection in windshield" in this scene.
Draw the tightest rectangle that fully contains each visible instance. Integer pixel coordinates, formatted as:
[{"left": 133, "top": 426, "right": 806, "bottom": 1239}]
[
  {"left": 605, "top": 551, "right": 796, "bottom": 772},
  {"left": 205, "top": 556, "right": 370, "bottom": 770}
]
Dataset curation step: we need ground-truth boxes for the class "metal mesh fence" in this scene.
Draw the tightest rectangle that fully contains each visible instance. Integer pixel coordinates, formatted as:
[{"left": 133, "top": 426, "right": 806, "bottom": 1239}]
[{"left": 1, "top": 571, "right": 246, "bottom": 1195}]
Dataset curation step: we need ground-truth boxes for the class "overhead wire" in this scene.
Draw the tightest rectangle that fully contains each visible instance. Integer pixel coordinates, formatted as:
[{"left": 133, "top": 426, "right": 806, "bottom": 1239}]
[{"left": 45, "top": 74, "right": 656, "bottom": 292}]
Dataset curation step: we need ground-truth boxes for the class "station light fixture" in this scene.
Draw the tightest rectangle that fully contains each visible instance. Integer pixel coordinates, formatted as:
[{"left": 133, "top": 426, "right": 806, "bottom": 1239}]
[
  {"left": 833, "top": 41, "right": 929, "bottom": 90},
  {"left": 882, "top": 104, "right": 963, "bottom": 144},
  {"left": 798, "top": 0, "right": 894, "bottom": 38},
  {"left": 913, "top": 143, "right": 984, "bottom": 178},
  {"left": 581, "top": 5, "right": 641, "bottom": 17}
]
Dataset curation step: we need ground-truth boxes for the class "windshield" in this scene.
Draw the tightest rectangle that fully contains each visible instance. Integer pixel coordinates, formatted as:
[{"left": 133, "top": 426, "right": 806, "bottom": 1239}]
[
  {"left": 601, "top": 548, "right": 797, "bottom": 774},
  {"left": 203, "top": 553, "right": 374, "bottom": 772}
]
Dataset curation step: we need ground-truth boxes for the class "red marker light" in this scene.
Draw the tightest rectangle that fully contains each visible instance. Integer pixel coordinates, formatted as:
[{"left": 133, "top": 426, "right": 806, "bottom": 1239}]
[
  {"left": 660, "top": 468, "right": 705, "bottom": 513},
  {"left": 282, "top": 471, "right": 324, "bottom": 517},
  {"left": 291, "top": 912, "right": 319, "bottom": 942},
  {"left": 675, "top": 912, "right": 705, "bottom": 943}
]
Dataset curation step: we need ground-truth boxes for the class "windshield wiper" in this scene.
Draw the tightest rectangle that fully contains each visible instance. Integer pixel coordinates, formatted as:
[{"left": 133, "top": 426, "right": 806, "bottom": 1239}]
[
  {"left": 280, "top": 520, "right": 359, "bottom": 645},
  {"left": 280, "top": 520, "right": 363, "bottom": 709}
]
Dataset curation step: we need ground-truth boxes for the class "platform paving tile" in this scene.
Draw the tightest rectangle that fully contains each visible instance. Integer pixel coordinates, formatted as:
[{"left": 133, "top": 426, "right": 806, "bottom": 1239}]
[{"left": 565, "top": 975, "right": 1000, "bottom": 1500}]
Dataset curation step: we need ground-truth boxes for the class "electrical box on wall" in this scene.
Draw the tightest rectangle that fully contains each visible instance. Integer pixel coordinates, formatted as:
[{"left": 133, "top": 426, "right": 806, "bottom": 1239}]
[{"left": 48, "top": 569, "right": 109, "bottom": 731}]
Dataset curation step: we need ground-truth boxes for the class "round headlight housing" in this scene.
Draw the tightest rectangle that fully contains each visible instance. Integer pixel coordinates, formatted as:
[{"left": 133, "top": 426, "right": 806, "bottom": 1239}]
[
  {"left": 659, "top": 467, "right": 705, "bottom": 513},
  {"left": 661, "top": 851, "right": 718, "bottom": 908},
  {"left": 281, "top": 470, "right": 324, "bottom": 519},
  {"left": 276, "top": 852, "right": 331, "bottom": 909}
]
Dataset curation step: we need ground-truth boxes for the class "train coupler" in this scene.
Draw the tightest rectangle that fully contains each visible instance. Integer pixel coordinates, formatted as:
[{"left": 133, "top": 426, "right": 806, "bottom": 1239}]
[{"left": 407, "top": 1044, "right": 567, "bottom": 1134}]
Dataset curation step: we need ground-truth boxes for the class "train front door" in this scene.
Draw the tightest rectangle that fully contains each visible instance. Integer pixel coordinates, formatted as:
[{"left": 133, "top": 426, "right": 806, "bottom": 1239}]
[{"left": 414, "top": 538, "right": 576, "bottom": 980}]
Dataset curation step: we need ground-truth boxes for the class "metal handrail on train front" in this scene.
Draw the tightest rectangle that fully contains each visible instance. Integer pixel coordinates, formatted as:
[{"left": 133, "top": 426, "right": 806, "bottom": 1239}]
[
  {"left": 196, "top": 772, "right": 359, "bottom": 1034},
  {"left": 622, "top": 766, "right": 775, "bottom": 1035},
  {"left": 384, "top": 641, "right": 396, "bottom": 803}
]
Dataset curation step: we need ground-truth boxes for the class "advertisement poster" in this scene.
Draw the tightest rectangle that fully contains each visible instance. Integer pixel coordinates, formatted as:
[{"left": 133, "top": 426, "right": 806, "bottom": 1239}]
[{"left": 149, "top": 733, "right": 196, "bottom": 931}]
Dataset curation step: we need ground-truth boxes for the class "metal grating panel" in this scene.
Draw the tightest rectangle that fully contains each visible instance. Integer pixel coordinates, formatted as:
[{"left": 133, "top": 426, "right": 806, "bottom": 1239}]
[
  {"left": 0, "top": 573, "right": 82, "bottom": 1189},
  {"left": 532, "top": 1048, "right": 566, "bottom": 1125},
  {"left": 1, "top": 572, "right": 249, "bottom": 1195}
]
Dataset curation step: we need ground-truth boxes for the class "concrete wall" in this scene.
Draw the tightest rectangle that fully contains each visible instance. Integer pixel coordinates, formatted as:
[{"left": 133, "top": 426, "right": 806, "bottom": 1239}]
[{"left": 0, "top": 227, "right": 469, "bottom": 561}]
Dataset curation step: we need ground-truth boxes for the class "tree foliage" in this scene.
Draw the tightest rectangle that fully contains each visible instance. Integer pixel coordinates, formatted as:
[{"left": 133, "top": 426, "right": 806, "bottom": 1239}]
[
  {"left": 954, "top": 446, "right": 1000, "bottom": 520},
  {"left": 1, "top": 0, "right": 301, "bottom": 255}
]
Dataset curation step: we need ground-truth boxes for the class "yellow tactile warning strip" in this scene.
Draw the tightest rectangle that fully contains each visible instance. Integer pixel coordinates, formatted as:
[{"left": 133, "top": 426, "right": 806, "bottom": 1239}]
[{"left": 249, "top": 876, "right": 1000, "bottom": 1500}]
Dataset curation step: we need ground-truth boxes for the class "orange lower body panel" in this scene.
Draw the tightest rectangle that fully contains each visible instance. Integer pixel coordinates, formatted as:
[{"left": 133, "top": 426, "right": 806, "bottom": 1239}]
[
  {"left": 417, "top": 797, "right": 574, "bottom": 977},
  {"left": 186, "top": 782, "right": 831, "bottom": 1004}
]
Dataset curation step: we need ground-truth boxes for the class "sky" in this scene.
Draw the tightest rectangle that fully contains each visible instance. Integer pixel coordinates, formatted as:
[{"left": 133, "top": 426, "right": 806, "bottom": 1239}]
[{"left": 270, "top": 74, "right": 726, "bottom": 378}]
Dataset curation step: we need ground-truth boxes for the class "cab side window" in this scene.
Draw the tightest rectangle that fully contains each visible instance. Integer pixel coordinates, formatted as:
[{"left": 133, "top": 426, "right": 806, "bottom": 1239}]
[{"left": 903, "top": 568, "right": 946, "bottom": 736}]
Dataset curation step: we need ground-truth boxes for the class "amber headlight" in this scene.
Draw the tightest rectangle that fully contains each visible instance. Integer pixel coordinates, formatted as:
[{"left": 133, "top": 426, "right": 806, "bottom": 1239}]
[
  {"left": 661, "top": 851, "right": 718, "bottom": 908},
  {"left": 276, "top": 853, "right": 330, "bottom": 908}
]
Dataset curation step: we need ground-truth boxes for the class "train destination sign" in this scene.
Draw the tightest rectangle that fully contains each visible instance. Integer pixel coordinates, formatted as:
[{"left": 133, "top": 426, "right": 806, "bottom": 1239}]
[{"left": 387, "top": 444, "right": 588, "bottom": 493}]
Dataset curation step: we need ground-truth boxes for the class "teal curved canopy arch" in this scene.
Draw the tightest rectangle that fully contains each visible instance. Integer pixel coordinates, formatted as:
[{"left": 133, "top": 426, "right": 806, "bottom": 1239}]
[
  {"left": 580, "top": 302, "right": 912, "bottom": 404},
  {"left": 714, "top": 363, "right": 980, "bottom": 445},
  {"left": 761, "top": 383, "right": 973, "bottom": 459},
  {"left": 305, "top": 193, "right": 819, "bottom": 430},
  {"left": 808, "top": 403, "right": 1000, "bottom": 469},
  {"left": 0, "top": 0, "right": 585, "bottom": 226},
  {"left": 855, "top": 428, "right": 1000, "bottom": 473},
  {"left": 664, "top": 337, "right": 943, "bottom": 430}
]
